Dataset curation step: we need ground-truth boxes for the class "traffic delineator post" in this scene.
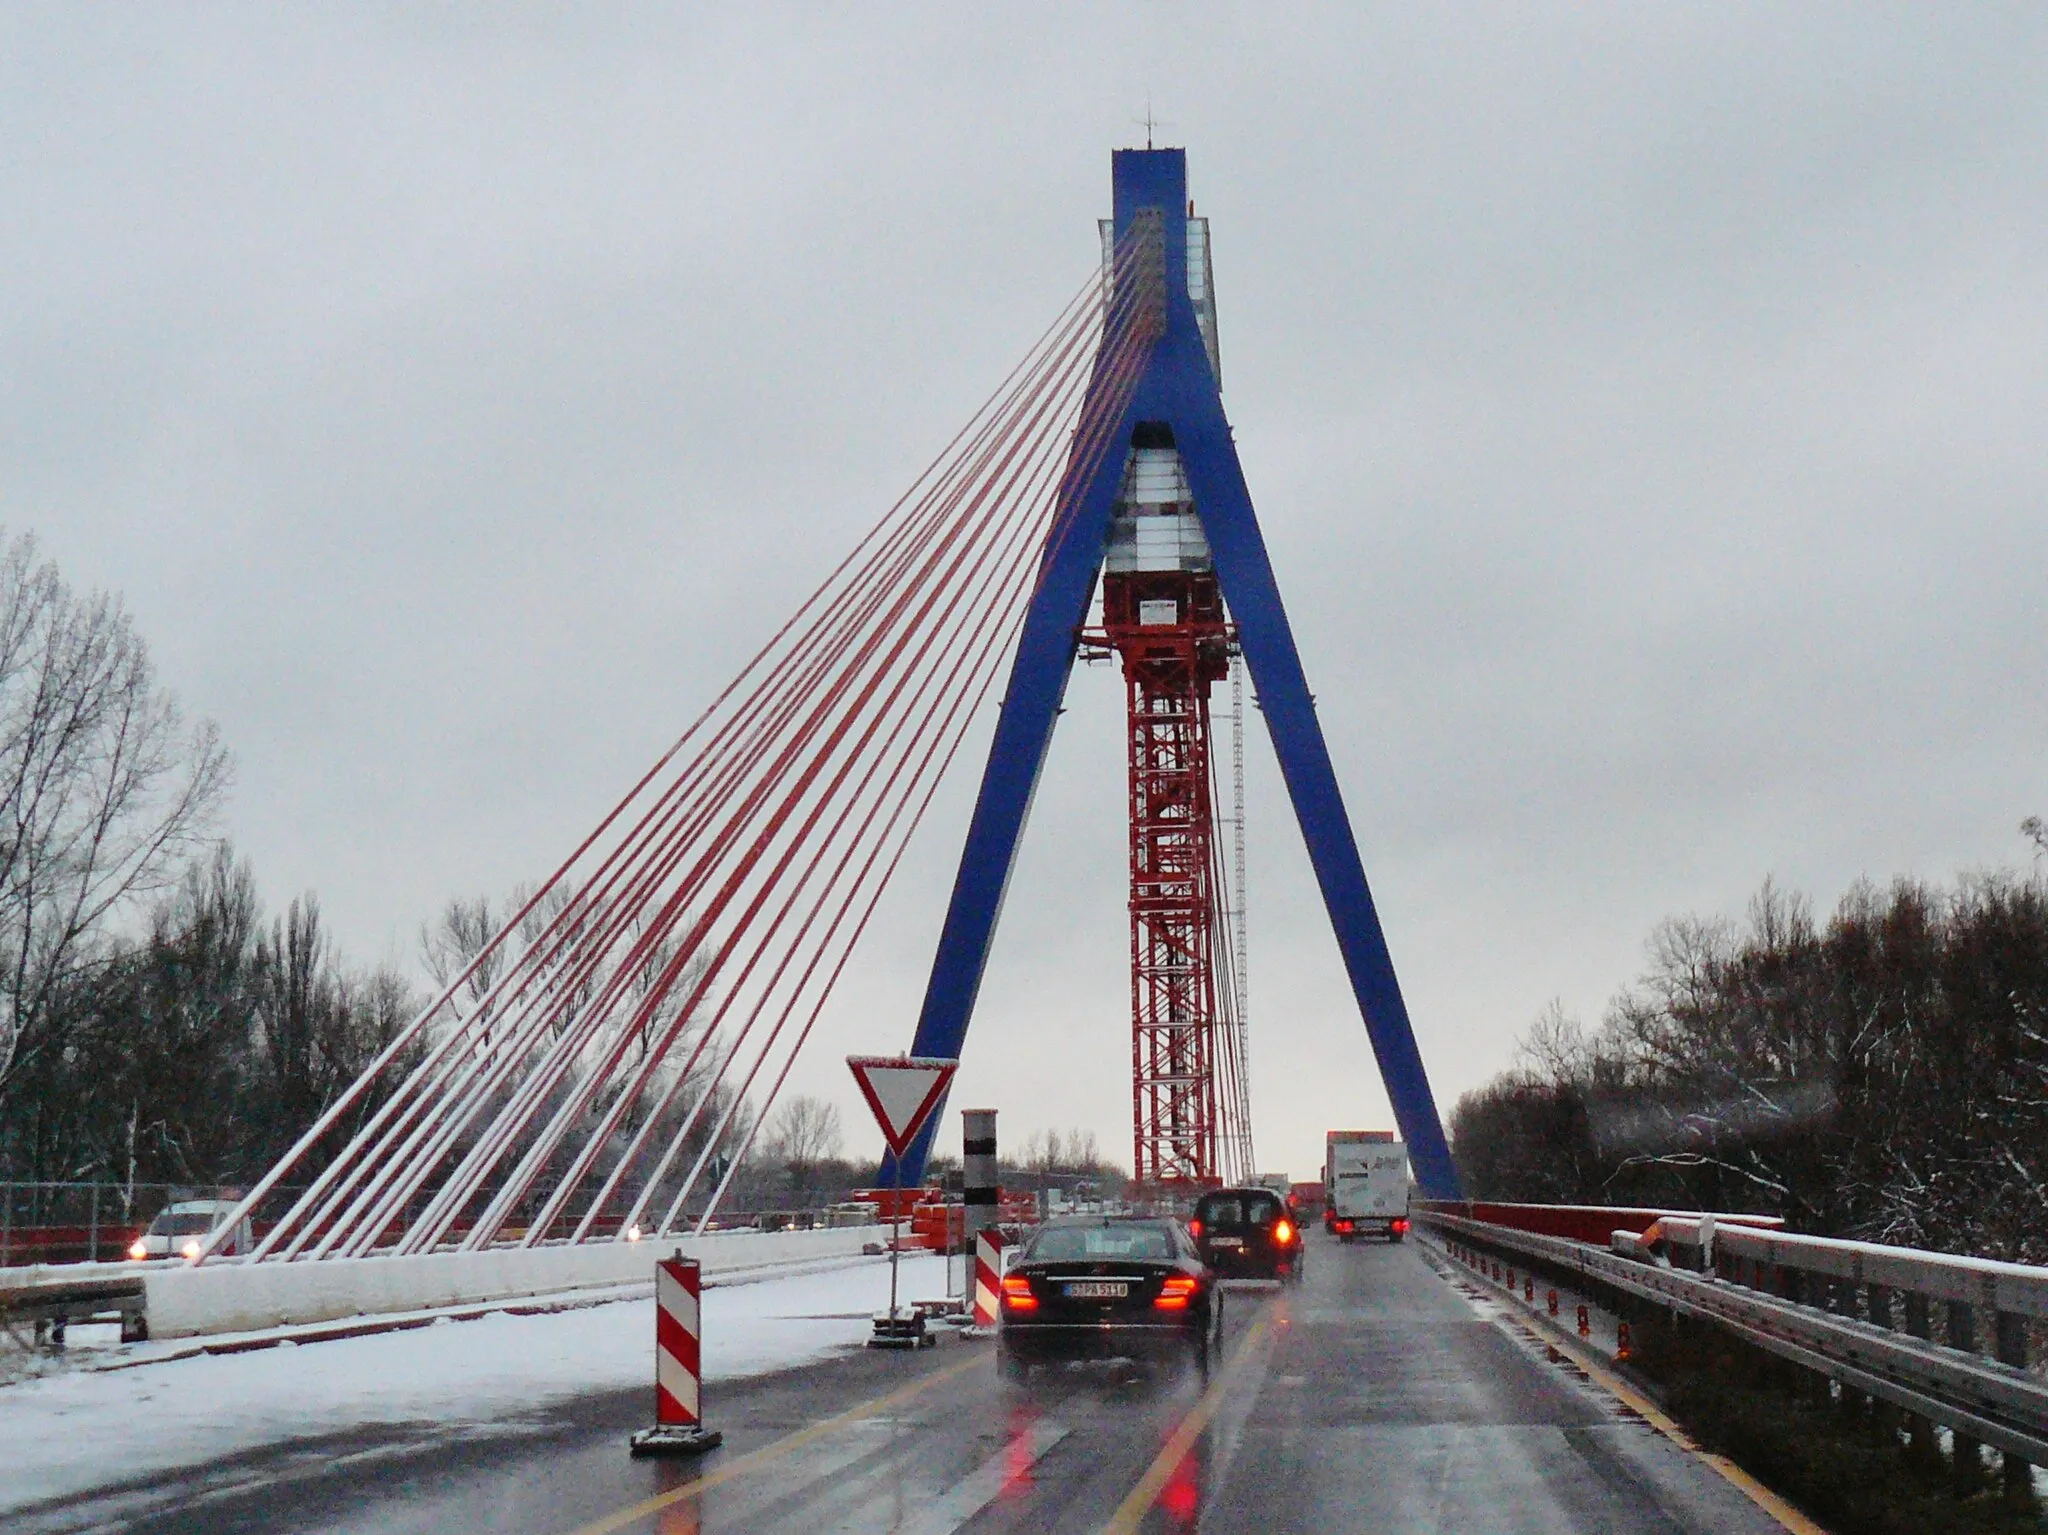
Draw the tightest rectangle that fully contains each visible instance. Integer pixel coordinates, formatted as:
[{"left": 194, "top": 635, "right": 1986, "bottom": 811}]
[
  {"left": 961, "top": 1107, "right": 999, "bottom": 1266},
  {"left": 630, "top": 1253, "right": 724, "bottom": 1457},
  {"left": 967, "top": 1227, "right": 1007, "bottom": 1333}
]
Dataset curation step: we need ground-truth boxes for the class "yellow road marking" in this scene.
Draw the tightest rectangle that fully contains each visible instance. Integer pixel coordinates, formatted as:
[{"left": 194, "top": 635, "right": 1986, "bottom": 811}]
[
  {"left": 558, "top": 1353, "right": 985, "bottom": 1535},
  {"left": 1540, "top": 1329, "right": 1828, "bottom": 1535},
  {"left": 1099, "top": 1308, "right": 1277, "bottom": 1535},
  {"left": 1439, "top": 1246, "right": 1831, "bottom": 1535}
]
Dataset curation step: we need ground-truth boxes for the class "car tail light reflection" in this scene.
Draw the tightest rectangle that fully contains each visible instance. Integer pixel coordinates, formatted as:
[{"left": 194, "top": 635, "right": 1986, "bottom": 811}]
[
  {"left": 1154, "top": 1276, "right": 1199, "bottom": 1311},
  {"left": 1001, "top": 1274, "right": 1038, "bottom": 1311},
  {"left": 1273, "top": 1219, "right": 1294, "bottom": 1244}
]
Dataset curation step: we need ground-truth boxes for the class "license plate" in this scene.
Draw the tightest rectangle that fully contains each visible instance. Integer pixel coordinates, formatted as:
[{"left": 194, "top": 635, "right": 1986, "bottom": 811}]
[
  {"left": 1210, "top": 1236, "right": 1243, "bottom": 1248},
  {"left": 1063, "top": 1281, "right": 1128, "bottom": 1299}
]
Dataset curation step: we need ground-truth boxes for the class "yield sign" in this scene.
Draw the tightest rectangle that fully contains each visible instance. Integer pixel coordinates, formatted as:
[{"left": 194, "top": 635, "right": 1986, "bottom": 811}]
[{"left": 847, "top": 1055, "right": 958, "bottom": 1158}]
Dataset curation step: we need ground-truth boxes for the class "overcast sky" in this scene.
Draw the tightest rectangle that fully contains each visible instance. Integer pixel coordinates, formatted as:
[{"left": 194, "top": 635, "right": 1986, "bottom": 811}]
[{"left": 6, "top": 7, "right": 2045, "bottom": 1181}]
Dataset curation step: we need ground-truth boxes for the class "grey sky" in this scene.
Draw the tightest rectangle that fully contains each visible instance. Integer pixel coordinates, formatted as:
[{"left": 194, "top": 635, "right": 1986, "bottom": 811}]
[{"left": 7, "top": 7, "right": 2045, "bottom": 1180}]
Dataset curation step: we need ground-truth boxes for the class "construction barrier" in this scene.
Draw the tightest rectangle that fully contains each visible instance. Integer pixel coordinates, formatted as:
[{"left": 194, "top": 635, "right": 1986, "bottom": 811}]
[
  {"left": 630, "top": 1254, "right": 722, "bottom": 1455},
  {"left": 971, "top": 1227, "right": 1006, "bottom": 1330}
]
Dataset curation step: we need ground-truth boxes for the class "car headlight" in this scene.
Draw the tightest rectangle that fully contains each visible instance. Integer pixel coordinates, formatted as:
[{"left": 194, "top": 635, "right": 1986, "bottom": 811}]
[
  {"left": 128, "top": 1239, "right": 148, "bottom": 1261},
  {"left": 181, "top": 1240, "right": 201, "bottom": 1261}
]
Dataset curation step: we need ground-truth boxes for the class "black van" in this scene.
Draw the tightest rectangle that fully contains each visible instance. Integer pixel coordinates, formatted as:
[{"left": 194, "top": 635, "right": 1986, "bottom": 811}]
[{"left": 1188, "top": 1187, "right": 1304, "bottom": 1283}]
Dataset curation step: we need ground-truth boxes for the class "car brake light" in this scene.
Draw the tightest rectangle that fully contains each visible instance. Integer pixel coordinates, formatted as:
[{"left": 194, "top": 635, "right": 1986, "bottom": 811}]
[
  {"left": 1273, "top": 1219, "right": 1294, "bottom": 1244},
  {"left": 1392, "top": 1218, "right": 1410, "bottom": 1234},
  {"left": 1154, "top": 1275, "right": 1199, "bottom": 1311},
  {"left": 1188, "top": 1219, "right": 1202, "bottom": 1240},
  {"left": 1335, "top": 1219, "right": 1354, "bottom": 1233},
  {"left": 1000, "top": 1275, "right": 1037, "bottom": 1311}
]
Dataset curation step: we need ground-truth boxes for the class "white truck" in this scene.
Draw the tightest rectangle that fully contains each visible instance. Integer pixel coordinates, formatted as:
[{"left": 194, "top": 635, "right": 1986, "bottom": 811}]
[{"left": 1324, "top": 1131, "right": 1411, "bottom": 1243}]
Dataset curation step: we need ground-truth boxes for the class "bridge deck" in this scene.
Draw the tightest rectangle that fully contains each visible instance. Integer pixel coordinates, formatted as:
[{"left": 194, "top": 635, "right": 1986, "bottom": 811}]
[{"left": 15, "top": 1235, "right": 1799, "bottom": 1534}]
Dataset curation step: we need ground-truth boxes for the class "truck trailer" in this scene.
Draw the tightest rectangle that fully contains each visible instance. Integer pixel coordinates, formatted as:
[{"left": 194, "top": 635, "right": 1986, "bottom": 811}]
[{"left": 1323, "top": 1130, "right": 1411, "bottom": 1243}]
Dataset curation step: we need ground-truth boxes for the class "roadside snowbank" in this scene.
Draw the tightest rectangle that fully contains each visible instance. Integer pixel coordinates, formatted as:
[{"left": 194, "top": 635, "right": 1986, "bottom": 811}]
[{"left": 0, "top": 1253, "right": 954, "bottom": 1515}]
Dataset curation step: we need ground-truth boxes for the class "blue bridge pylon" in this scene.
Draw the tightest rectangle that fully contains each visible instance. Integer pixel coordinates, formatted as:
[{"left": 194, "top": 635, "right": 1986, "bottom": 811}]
[{"left": 887, "top": 148, "right": 1462, "bottom": 1201}]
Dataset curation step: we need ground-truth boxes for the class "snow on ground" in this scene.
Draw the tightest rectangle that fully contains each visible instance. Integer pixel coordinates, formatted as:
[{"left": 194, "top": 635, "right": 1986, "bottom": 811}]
[{"left": 0, "top": 1254, "right": 956, "bottom": 1515}]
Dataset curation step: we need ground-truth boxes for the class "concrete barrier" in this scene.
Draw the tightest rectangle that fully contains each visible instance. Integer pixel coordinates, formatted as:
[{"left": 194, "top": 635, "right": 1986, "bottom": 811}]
[
  {"left": 140, "top": 1227, "right": 877, "bottom": 1339},
  {"left": 0, "top": 1258, "right": 148, "bottom": 1291}
]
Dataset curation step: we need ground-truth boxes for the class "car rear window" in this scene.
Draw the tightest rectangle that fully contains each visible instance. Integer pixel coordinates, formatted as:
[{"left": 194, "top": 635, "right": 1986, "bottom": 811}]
[
  {"left": 1196, "top": 1194, "right": 1278, "bottom": 1228},
  {"left": 1026, "top": 1224, "right": 1177, "bottom": 1261}
]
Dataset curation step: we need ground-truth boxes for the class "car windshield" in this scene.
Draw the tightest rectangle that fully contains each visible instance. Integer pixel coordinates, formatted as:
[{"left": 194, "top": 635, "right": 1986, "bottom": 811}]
[
  {"left": 1026, "top": 1223, "right": 1177, "bottom": 1262},
  {"left": 149, "top": 1212, "right": 219, "bottom": 1236}
]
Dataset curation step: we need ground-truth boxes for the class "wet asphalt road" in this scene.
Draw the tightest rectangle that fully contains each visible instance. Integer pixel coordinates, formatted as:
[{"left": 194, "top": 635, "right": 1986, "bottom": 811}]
[{"left": 20, "top": 1232, "right": 1797, "bottom": 1534}]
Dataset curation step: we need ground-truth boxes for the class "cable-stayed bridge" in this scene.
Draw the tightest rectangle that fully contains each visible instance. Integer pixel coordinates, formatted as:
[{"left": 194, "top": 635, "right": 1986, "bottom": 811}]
[
  {"left": 4, "top": 146, "right": 2043, "bottom": 1535},
  {"left": 191, "top": 148, "right": 1457, "bottom": 1271}
]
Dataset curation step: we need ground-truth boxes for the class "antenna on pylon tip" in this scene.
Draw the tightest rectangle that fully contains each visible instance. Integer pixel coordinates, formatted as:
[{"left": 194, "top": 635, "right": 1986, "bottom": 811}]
[{"left": 1133, "top": 95, "right": 1173, "bottom": 150}]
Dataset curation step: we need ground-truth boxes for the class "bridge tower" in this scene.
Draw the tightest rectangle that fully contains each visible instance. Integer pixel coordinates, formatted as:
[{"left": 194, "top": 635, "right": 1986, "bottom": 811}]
[{"left": 887, "top": 147, "right": 1464, "bottom": 1202}]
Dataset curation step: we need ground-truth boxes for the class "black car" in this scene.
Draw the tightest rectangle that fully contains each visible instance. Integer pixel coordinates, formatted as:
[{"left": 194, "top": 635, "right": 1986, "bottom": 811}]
[
  {"left": 997, "top": 1217, "right": 1219, "bottom": 1380},
  {"left": 1190, "top": 1187, "right": 1304, "bottom": 1283}
]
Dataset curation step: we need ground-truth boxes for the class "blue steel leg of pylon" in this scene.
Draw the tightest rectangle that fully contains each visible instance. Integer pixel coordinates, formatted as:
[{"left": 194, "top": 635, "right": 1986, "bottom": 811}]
[
  {"left": 889, "top": 147, "right": 1462, "bottom": 1199},
  {"left": 1173, "top": 415, "right": 1462, "bottom": 1200}
]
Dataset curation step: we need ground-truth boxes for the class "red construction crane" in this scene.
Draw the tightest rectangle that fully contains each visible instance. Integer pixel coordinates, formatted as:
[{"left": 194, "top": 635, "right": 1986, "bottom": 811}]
[{"left": 1087, "top": 425, "right": 1250, "bottom": 1189}]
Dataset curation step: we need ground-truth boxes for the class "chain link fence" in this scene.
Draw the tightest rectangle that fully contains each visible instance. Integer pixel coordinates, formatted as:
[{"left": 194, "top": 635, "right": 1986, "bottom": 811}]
[
  {"left": 0, "top": 1181, "right": 893, "bottom": 1266},
  {"left": 0, "top": 1183, "right": 284, "bottom": 1266}
]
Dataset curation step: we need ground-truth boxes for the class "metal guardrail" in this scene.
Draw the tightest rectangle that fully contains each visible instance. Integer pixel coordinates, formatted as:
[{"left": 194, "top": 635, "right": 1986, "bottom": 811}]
[
  {"left": 0, "top": 1275, "right": 147, "bottom": 1344},
  {"left": 1652, "top": 1215, "right": 2048, "bottom": 1321},
  {"left": 1421, "top": 1209, "right": 2048, "bottom": 1467}
]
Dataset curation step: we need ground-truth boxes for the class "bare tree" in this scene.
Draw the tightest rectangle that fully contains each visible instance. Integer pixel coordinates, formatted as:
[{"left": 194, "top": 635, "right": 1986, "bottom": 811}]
[
  {"left": 1018, "top": 1128, "right": 1054, "bottom": 1172},
  {"left": 0, "top": 531, "right": 229, "bottom": 1096},
  {"left": 2024, "top": 815, "right": 2046, "bottom": 858},
  {"left": 1453, "top": 870, "right": 2048, "bottom": 1260},
  {"left": 1060, "top": 1128, "right": 1102, "bottom": 1171},
  {"left": 252, "top": 895, "right": 347, "bottom": 1134},
  {"left": 757, "top": 1094, "right": 842, "bottom": 1172},
  {"left": 420, "top": 893, "right": 506, "bottom": 1021},
  {"left": 1020, "top": 1127, "right": 1103, "bottom": 1174},
  {"left": 1513, "top": 1000, "right": 1591, "bottom": 1084}
]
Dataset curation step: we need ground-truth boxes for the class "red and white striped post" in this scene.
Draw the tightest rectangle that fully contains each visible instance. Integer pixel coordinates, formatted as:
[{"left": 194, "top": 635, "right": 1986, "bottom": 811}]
[
  {"left": 969, "top": 1227, "right": 1007, "bottom": 1332},
  {"left": 629, "top": 1254, "right": 724, "bottom": 1456}
]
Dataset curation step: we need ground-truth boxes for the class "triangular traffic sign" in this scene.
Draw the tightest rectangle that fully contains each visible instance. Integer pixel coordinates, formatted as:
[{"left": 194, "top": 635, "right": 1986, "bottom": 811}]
[{"left": 847, "top": 1055, "right": 958, "bottom": 1158}]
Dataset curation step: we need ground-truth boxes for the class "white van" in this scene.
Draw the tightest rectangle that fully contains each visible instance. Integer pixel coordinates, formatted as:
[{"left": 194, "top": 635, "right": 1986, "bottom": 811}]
[{"left": 129, "top": 1200, "right": 253, "bottom": 1261}]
